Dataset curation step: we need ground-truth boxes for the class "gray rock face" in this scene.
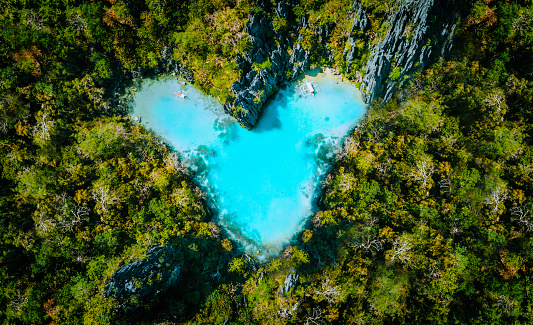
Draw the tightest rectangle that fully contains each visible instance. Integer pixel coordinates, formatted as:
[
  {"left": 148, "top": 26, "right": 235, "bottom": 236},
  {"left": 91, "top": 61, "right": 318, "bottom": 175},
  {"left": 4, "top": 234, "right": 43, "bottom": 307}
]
[
  {"left": 158, "top": 46, "right": 195, "bottom": 83},
  {"left": 226, "top": 10, "right": 311, "bottom": 130},
  {"left": 345, "top": 1, "right": 369, "bottom": 62},
  {"left": 275, "top": 1, "right": 290, "bottom": 19},
  {"left": 279, "top": 271, "right": 299, "bottom": 296},
  {"left": 104, "top": 245, "right": 181, "bottom": 315},
  {"left": 230, "top": 0, "right": 456, "bottom": 128},
  {"left": 348, "top": 0, "right": 457, "bottom": 103},
  {"left": 289, "top": 43, "right": 311, "bottom": 79}
]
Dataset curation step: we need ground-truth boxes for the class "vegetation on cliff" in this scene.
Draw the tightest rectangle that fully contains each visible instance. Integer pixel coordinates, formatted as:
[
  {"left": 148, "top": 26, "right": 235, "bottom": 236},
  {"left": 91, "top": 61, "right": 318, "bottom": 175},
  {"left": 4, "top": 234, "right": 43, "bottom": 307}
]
[{"left": 1, "top": 0, "right": 532, "bottom": 324}]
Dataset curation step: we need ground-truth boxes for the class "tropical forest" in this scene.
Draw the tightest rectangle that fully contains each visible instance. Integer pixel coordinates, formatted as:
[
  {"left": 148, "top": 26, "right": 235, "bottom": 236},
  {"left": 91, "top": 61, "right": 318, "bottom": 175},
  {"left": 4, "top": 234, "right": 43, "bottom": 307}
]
[{"left": 0, "top": 0, "right": 532, "bottom": 324}]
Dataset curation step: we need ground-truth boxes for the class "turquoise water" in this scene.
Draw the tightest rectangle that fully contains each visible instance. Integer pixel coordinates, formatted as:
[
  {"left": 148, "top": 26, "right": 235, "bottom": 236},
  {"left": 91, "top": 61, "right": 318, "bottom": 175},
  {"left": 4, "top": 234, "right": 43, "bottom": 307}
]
[{"left": 129, "top": 70, "right": 366, "bottom": 256}]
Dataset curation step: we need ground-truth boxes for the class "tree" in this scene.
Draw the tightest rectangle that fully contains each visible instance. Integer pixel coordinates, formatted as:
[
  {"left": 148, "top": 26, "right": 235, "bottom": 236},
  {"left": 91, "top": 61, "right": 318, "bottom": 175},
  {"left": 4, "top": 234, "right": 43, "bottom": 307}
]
[
  {"left": 348, "top": 231, "right": 383, "bottom": 254},
  {"left": 408, "top": 155, "right": 435, "bottom": 189},
  {"left": 510, "top": 203, "right": 533, "bottom": 231},
  {"left": 312, "top": 276, "right": 345, "bottom": 304},
  {"left": 388, "top": 236, "right": 412, "bottom": 266},
  {"left": 488, "top": 126, "right": 523, "bottom": 161},
  {"left": 32, "top": 110, "right": 56, "bottom": 146},
  {"left": 483, "top": 179, "right": 508, "bottom": 215},
  {"left": 303, "top": 307, "right": 324, "bottom": 325},
  {"left": 335, "top": 172, "right": 357, "bottom": 193},
  {"left": 92, "top": 182, "right": 119, "bottom": 216},
  {"left": 77, "top": 120, "right": 129, "bottom": 160},
  {"left": 164, "top": 152, "right": 188, "bottom": 174},
  {"left": 399, "top": 99, "right": 443, "bottom": 134},
  {"left": 483, "top": 88, "right": 507, "bottom": 116}
]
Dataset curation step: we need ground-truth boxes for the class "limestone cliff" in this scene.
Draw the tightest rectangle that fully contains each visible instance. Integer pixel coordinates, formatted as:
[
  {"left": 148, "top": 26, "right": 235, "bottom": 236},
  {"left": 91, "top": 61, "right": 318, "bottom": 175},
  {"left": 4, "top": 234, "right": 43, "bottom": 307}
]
[
  {"left": 225, "top": 4, "right": 311, "bottom": 130},
  {"left": 228, "top": 0, "right": 457, "bottom": 129},
  {"left": 349, "top": 0, "right": 457, "bottom": 103}
]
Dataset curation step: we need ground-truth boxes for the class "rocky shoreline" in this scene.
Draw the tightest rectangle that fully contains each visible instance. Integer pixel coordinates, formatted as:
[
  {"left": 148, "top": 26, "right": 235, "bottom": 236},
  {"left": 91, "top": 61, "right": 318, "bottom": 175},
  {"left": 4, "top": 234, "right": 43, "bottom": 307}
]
[
  {"left": 111, "top": 0, "right": 457, "bottom": 130},
  {"left": 224, "top": 6, "right": 311, "bottom": 130},
  {"left": 226, "top": 0, "right": 457, "bottom": 129}
]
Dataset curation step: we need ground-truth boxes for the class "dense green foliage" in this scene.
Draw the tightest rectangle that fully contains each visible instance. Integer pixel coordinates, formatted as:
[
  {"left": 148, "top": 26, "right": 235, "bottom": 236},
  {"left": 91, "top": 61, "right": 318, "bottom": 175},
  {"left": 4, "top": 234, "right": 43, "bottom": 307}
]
[
  {"left": 207, "top": 1, "right": 533, "bottom": 324},
  {"left": 178, "top": 1, "right": 533, "bottom": 324},
  {"left": 0, "top": 0, "right": 249, "bottom": 323},
  {"left": 1, "top": 0, "right": 532, "bottom": 324}
]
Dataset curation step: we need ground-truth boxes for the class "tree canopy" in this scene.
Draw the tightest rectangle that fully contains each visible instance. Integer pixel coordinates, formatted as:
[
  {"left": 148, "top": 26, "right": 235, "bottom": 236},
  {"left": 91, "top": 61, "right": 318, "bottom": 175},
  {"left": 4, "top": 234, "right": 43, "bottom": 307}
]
[{"left": 0, "top": 0, "right": 532, "bottom": 324}]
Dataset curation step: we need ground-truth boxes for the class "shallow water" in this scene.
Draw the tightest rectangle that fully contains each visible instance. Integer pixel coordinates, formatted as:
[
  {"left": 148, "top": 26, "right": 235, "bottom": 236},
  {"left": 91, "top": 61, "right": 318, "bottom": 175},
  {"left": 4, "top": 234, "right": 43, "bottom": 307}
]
[{"left": 130, "top": 70, "right": 366, "bottom": 256}]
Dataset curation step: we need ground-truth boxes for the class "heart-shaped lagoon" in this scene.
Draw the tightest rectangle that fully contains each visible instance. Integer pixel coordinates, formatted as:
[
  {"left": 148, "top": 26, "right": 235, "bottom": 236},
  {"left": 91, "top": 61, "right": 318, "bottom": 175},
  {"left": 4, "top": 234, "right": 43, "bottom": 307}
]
[{"left": 129, "top": 70, "right": 366, "bottom": 256}]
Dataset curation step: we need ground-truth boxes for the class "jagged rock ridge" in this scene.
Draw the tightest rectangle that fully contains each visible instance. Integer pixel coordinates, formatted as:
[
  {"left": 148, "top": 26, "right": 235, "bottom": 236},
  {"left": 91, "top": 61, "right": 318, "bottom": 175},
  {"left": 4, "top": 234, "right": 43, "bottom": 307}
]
[
  {"left": 348, "top": 0, "right": 457, "bottom": 103},
  {"left": 229, "top": 0, "right": 456, "bottom": 128},
  {"left": 226, "top": 3, "right": 311, "bottom": 130}
]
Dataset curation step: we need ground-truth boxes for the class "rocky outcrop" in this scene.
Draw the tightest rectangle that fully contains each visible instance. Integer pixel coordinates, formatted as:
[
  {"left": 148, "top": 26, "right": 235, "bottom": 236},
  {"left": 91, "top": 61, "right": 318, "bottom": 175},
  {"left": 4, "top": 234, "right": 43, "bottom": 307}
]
[
  {"left": 348, "top": 0, "right": 457, "bottom": 103},
  {"left": 344, "top": 1, "right": 370, "bottom": 62},
  {"left": 227, "top": 0, "right": 457, "bottom": 127},
  {"left": 104, "top": 245, "right": 181, "bottom": 317},
  {"left": 279, "top": 270, "right": 299, "bottom": 296},
  {"left": 226, "top": 6, "right": 311, "bottom": 130}
]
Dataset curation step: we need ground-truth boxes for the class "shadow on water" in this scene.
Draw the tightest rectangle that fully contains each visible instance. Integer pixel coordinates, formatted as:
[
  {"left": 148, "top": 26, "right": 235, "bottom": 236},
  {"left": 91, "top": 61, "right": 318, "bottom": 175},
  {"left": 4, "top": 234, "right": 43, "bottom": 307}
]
[
  {"left": 254, "top": 104, "right": 282, "bottom": 132},
  {"left": 253, "top": 90, "right": 285, "bottom": 133},
  {"left": 303, "top": 67, "right": 323, "bottom": 77}
]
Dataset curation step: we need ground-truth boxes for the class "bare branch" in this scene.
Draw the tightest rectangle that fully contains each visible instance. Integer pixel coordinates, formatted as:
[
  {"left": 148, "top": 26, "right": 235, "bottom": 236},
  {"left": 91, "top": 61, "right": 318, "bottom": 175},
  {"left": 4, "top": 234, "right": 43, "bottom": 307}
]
[
  {"left": 337, "top": 172, "right": 357, "bottom": 193},
  {"left": 496, "top": 295, "right": 515, "bottom": 314},
  {"left": 349, "top": 232, "right": 383, "bottom": 254},
  {"left": 25, "top": 11, "right": 44, "bottom": 30},
  {"left": 312, "top": 277, "right": 346, "bottom": 305},
  {"left": 304, "top": 307, "right": 324, "bottom": 325},
  {"left": 484, "top": 185, "right": 508, "bottom": 214},
  {"left": 35, "top": 211, "right": 55, "bottom": 234},
  {"left": 427, "top": 261, "right": 442, "bottom": 280},
  {"left": 438, "top": 177, "right": 451, "bottom": 195},
  {"left": 92, "top": 184, "right": 119, "bottom": 214},
  {"left": 511, "top": 204, "right": 533, "bottom": 231},
  {"left": 0, "top": 120, "right": 9, "bottom": 134},
  {"left": 10, "top": 293, "right": 28, "bottom": 312},
  {"left": 165, "top": 152, "right": 189, "bottom": 174},
  {"left": 337, "top": 137, "right": 359, "bottom": 161},
  {"left": 483, "top": 89, "right": 506, "bottom": 115},
  {"left": 69, "top": 13, "right": 87, "bottom": 31},
  {"left": 390, "top": 237, "right": 412, "bottom": 265},
  {"left": 376, "top": 159, "right": 391, "bottom": 180},
  {"left": 409, "top": 159, "right": 435, "bottom": 189},
  {"left": 172, "top": 188, "right": 191, "bottom": 207},
  {"left": 513, "top": 14, "right": 531, "bottom": 32},
  {"left": 32, "top": 111, "right": 55, "bottom": 144}
]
